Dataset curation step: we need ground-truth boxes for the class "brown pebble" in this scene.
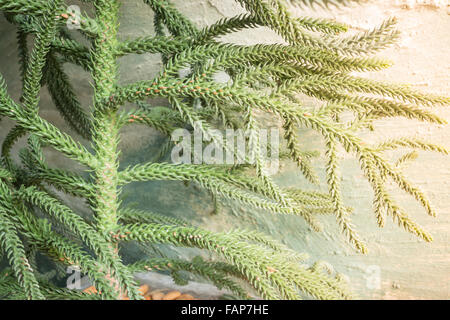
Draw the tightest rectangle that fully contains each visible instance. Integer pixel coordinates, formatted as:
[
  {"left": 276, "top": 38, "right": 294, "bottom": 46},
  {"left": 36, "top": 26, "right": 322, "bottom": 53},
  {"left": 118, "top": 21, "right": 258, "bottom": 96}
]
[
  {"left": 162, "top": 291, "right": 182, "bottom": 300},
  {"left": 151, "top": 292, "right": 165, "bottom": 300},
  {"left": 83, "top": 286, "right": 97, "bottom": 295},
  {"left": 139, "top": 284, "right": 150, "bottom": 296},
  {"left": 176, "top": 294, "right": 195, "bottom": 300}
]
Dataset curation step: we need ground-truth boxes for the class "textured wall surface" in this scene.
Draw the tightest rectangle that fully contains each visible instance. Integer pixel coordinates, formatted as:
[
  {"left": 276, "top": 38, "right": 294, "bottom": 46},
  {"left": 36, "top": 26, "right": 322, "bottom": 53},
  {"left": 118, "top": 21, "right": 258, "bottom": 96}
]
[{"left": 0, "top": 0, "right": 449, "bottom": 299}]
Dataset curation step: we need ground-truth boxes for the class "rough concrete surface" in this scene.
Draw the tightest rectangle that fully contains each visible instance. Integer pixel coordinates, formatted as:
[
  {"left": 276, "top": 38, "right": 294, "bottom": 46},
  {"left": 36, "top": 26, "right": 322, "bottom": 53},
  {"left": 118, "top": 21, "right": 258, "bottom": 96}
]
[{"left": 0, "top": 0, "right": 449, "bottom": 299}]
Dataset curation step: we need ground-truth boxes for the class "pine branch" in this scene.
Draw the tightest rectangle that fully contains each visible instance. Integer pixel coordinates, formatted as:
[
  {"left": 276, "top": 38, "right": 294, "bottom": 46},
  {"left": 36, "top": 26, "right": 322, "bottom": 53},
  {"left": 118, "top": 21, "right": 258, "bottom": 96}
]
[
  {"left": 128, "top": 256, "right": 248, "bottom": 298},
  {"left": 0, "top": 207, "right": 44, "bottom": 300},
  {"left": 89, "top": 0, "right": 142, "bottom": 300},
  {"left": 117, "top": 222, "right": 352, "bottom": 299},
  {"left": 143, "top": 0, "right": 199, "bottom": 37},
  {"left": 119, "top": 207, "right": 189, "bottom": 227},
  {"left": 51, "top": 37, "right": 93, "bottom": 70},
  {"left": 0, "top": 0, "right": 58, "bottom": 16},
  {"left": 324, "top": 135, "right": 367, "bottom": 253},
  {"left": 0, "top": 78, "right": 98, "bottom": 168},
  {"left": 284, "top": 0, "right": 366, "bottom": 9},
  {"left": 0, "top": 0, "right": 448, "bottom": 300},
  {"left": 117, "top": 162, "right": 322, "bottom": 230},
  {"left": 45, "top": 52, "right": 92, "bottom": 140}
]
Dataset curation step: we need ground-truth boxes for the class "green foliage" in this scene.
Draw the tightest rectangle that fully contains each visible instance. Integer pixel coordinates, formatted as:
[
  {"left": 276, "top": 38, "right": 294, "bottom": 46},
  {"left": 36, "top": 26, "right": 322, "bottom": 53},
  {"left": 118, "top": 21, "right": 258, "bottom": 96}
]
[{"left": 0, "top": 0, "right": 448, "bottom": 300}]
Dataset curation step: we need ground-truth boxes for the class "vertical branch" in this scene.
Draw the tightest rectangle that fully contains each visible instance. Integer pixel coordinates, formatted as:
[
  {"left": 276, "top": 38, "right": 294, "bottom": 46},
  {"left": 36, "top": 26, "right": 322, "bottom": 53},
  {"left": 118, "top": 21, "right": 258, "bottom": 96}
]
[
  {"left": 91, "top": 0, "right": 121, "bottom": 235},
  {"left": 2, "top": 1, "right": 61, "bottom": 166},
  {"left": 21, "top": 2, "right": 60, "bottom": 113},
  {"left": 16, "top": 30, "right": 29, "bottom": 100},
  {"left": 325, "top": 134, "right": 367, "bottom": 254},
  {"left": 90, "top": 1, "right": 141, "bottom": 299}
]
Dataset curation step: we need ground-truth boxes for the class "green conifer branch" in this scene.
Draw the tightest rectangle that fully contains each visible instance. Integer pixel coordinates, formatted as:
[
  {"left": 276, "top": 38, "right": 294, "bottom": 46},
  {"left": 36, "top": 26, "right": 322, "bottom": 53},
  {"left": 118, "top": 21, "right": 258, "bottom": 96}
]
[
  {"left": 0, "top": 0, "right": 448, "bottom": 300},
  {"left": 89, "top": 0, "right": 142, "bottom": 300},
  {"left": 128, "top": 257, "right": 248, "bottom": 298},
  {"left": 45, "top": 52, "right": 92, "bottom": 139},
  {"left": 285, "top": 0, "right": 365, "bottom": 9},
  {"left": 117, "top": 222, "right": 352, "bottom": 299},
  {"left": 143, "top": 0, "right": 199, "bottom": 37},
  {"left": 0, "top": 207, "right": 44, "bottom": 300},
  {"left": 0, "top": 0, "right": 56, "bottom": 15}
]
